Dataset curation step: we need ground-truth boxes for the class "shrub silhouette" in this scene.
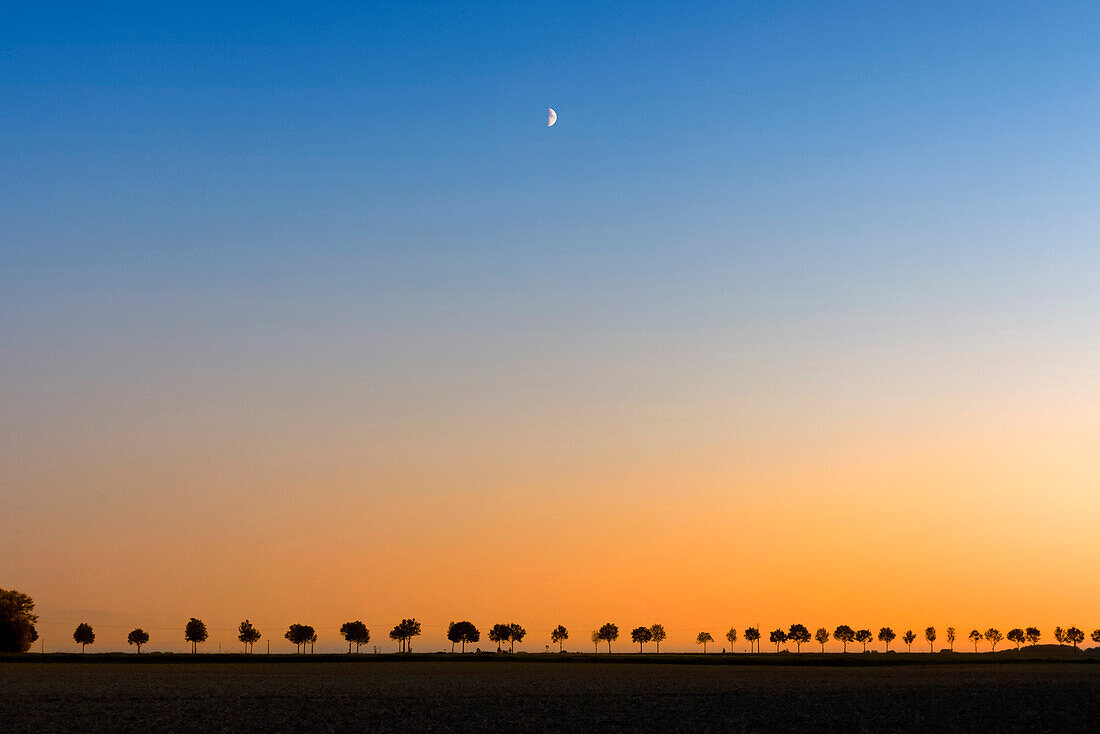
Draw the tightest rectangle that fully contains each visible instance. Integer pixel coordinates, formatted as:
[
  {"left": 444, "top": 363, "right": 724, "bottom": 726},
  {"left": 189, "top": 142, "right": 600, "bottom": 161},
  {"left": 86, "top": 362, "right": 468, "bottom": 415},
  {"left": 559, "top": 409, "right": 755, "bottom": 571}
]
[
  {"left": 238, "top": 620, "right": 261, "bottom": 653},
  {"left": 127, "top": 628, "right": 149, "bottom": 653},
  {"left": 833, "top": 625, "right": 855, "bottom": 652},
  {"left": 769, "top": 628, "right": 787, "bottom": 652},
  {"left": 855, "top": 629, "right": 873, "bottom": 652},
  {"left": 787, "top": 624, "right": 811, "bottom": 652},
  {"left": 744, "top": 627, "right": 761, "bottom": 653},
  {"left": 696, "top": 631, "right": 713, "bottom": 653},
  {"left": 631, "top": 626, "right": 653, "bottom": 652},
  {"left": 649, "top": 624, "right": 666, "bottom": 653},
  {"left": 73, "top": 622, "right": 95, "bottom": 652},
  {"left": 0, "top": 588, "right": 39, "bottom": 653},
  {"left": 185, "top": 618, "right": 208, "bottom": 654},
  {"left": 341, "top": 621, "right": 371, "bottom": 653},
  {"left": 878, "top": 627, "right": 896, "bottom": 651},
  {"left": 925, "top": 627, "right": 936, "bottom": 652},
  {"left": 596, "top": 623, "right": 619, "bottom": 653},
  {"left": 550, "top": 625, "right": 568, "bottom": 652},
  {"left": 814, "top": 627, "right": 830, "bottom": 652}
]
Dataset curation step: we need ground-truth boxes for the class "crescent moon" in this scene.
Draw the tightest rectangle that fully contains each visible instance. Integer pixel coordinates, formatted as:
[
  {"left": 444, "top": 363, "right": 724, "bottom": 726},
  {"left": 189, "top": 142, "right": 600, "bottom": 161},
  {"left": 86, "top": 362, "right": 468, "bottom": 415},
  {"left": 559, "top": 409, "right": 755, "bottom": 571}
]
[{"left": 547, "top": 108, "right": 557, "bottom": 127}]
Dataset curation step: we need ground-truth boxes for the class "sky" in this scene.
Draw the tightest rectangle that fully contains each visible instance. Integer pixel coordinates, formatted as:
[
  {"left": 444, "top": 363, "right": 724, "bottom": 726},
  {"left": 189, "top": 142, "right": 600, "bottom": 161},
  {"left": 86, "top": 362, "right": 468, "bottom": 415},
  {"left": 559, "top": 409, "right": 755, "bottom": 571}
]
[{"left": 2, "top": 1, "right": 1099, "bottom": 653}]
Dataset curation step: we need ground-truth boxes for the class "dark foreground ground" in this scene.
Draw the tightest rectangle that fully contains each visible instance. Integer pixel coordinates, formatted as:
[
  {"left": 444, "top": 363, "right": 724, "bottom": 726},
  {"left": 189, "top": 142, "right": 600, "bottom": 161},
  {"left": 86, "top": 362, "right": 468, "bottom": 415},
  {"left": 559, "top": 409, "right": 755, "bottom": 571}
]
[{"left": 3, "top": 660, "right": 1098, "bottom": 733}]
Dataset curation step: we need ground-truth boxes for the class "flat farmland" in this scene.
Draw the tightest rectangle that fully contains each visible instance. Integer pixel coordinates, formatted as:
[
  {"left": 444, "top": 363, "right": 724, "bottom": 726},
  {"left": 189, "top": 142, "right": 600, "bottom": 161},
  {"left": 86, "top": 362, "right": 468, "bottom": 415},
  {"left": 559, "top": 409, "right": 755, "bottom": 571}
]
[{"left": 2, "top": 660, "right": 1098, "bottom": 732}]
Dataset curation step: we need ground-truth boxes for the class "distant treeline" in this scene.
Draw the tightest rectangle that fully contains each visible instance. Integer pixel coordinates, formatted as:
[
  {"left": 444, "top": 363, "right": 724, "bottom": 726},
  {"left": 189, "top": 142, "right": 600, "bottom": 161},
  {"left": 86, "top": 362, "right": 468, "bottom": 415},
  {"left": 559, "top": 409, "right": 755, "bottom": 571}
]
[{"left": 3, "top": 589, "right": 1097, "bottom": 655}]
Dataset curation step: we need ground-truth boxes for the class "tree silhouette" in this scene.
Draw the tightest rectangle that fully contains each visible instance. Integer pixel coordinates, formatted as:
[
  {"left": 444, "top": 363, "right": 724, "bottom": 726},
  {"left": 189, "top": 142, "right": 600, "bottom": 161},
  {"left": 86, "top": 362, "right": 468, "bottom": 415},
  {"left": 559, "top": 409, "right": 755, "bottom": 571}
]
[
  {"left": 946, "top": 627, "right": 956, "bottom": 652},
  {"left": 726, "top": 627, "right": 738, "bottom": 652},
  {"left": 1006, "top": 628, "right": 1025, "bottom": 649},
  {"left": 127, "top": 628, "right": 149, "bottom": 653},
  {"left": 0, "top": 588, "right": 39, "bottom": 654},
  {"left": 878, "top": 627, "right": 896, "bottom": 652},
  {"left": 925, "top": 627, "right": 936, "bottom": 652},
  {"left": 1064, "top": 627, "right": 1084, "bottom": 650},
  {"left": 508, "top": 623, "right": 526, "bottom": 652},
  {"left": 968, "top": 629, "right": 982, "bottom": 652},
  {"left": 697, "top": 631, "right": 713, "bottom": 653},
  {"left": 900, "top": 630, "right": 915, "bottom": 652},
  {"left": 856, "top": 629, "right": 873, "bottom": 652},
  {"left": 769, "top": 628, "right": 787, "bottom": 652},
  {"left": 73, "top": 622, "right": 94, "bottom": 652},
  {"left": 286, "top": 623, "right": 311, "bottom": 653},
  {"left": 444, "top": 621, "right": 477, "bottom": 653},
  {"left": 342, "top": 621, "right": 371, "bottom": 653},
  {"left": 833, "top": 625, "right": 855, "bottom": 653},
  {"left": 744, "top": 627, "right": 761, "bottom": 653},
  {"left": 788, "top": 624, "right": 811, "bottom": 652},
  {"left": 597, "top": 623, "right": 619, "bottom": 653},
  {"left": 1025, "top": 627, "right": 1041, "bottom": 646},
  {"left": 649, "top": 624, "right": 666, "bottom": 653},
  {"left": 1091, "top": 630, "right": 1100, "bottom": 646},
  {"left": 488, "top": 624, "right": 511, "bottom": 652},
  {"left": 306, "top": 627, "right": 318, "bottom": 653},
  {"left": 184, "top": 618, "right": 208, "bottom": 654},
  {"left": 590, "top": 630, "right": 600, "bottom": 653},
  {"left": 631, "top": 626, "right": 653, "bottom": 652},
  {"left": 1054, "top": 626, "right": 1065, "bottom": 645},
  {"left": 815, "top": 627, "right": 830, "bottom": 652},
  {"left": 985, "top": 628, "right": 1002, "bottom": 651},
  {"left": 550, "top": 625, "right": 568, "bottom": 652},
  {"left": 238, "top": 620, "right": 261, "bottom": 653},
  {"left": 389, "top": 619, "right": 421, "bottom": 652}
]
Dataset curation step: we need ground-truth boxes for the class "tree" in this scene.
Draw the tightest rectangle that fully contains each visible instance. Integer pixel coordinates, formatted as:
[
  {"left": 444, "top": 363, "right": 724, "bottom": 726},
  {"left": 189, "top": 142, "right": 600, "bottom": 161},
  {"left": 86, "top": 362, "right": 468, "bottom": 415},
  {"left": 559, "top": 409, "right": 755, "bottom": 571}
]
[
  {"left": 833, "top": 625, "right": 855, "bottom": 653},
  {"left": 342, "top": 621, "right": 371, "bottom": 653},
  {"left": 744, "top": 627, "right": 761, "bottom": 653},
  {"left": 856, "top": 629, "right": 873, "bottom": 652},
  {"left": 985, "top": 628, "right": 1002, "bottom": 651},
  {"left": 488, "top": 624, "right": 511, "bottom": 652},
  {"left": 1064, "top": 627, "right": 1084, "bottom": 650},
  {"left": 0, "top": 588, "right": 39, "bottom": 653},
  {"left": 445, "top": 621, "right": 477, "bottom": 653},
  {"left": 788, "top": 624, "right": 811, "bottom": 653},
  {"left": 184, "top": 618, "right": 208, "bottom": 654},
  {"left": 878, "top": 627, "right": 896, "bottom": 652},
  {"left": 1091, "top": 630, "right": 1100, "bottom": 646},
  {"left": 305, "top": 626, "right": 318, "bottom": 654},
  {"left": 286, "top": 624, "right": 311, "bottom": 653},
  {"left": 597, "top": 623, "right": 619, "bottom": 653},
  {"left": 726, "top": 627, "right": 738, "bottom": 652},
  {"left": 508, "top": 623, "right": 526, "bottom": 653},
  {"left": 73, "top": 622, "right": 95, "bottom": 652},
  {"left": 769, "top": 628, "right": 788, "bottom": 652},
  {"left": 389, "top": 619, "right": 421, "bottom": 652},
  {"left": 1054, "top": 626, "right": 1066, "bottom": 645},
  {"left": 649, "top": 624, "right": 666, "bottom": 653},
  {"left": 815, "top": 627, "right": 830, "bottom": 652},
  {"left": 127, "top": 628, "right": 149, "bottom": 653},
  {"left": 550, "top": 625, "right": 568, "bottom": 652},
  {"left": 946, "top": 627, "right": 956, "bottom": 652},
  {"left": 238, "top": 620, "right": 262, "bottom": 653},
  {"left": 968, "top": 629, "right": 982, "bottom": 652},
  {"left": 631, "top": 626, "right": 653, "bottom": 652},
  {"left": 696, "top": 631, "right": 713, "bottom": 653},
  {"left": 897, "top": 630, "right": 914, "bottom": 652},
  {"left": 590, "top": 630, "right": 600, "bottom": 653},
  {"left": 1006, "top": 628, "right": 1025, "bottom": 649},
  {"left": 1025, "top": 627, "right": 1041, "bottom": 646},
  {"left": 925, "top": 627, "right": 936, "bottom": 652}
]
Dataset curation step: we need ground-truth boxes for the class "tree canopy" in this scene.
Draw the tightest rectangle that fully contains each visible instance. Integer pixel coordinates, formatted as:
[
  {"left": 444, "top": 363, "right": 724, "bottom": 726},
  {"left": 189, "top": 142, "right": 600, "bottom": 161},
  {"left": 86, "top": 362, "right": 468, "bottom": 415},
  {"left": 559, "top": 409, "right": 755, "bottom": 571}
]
[
  {"left": 833, "top": 625, "right": 855, "bottom": 652},
  {"left": 388, "top": 619, "right": 421, "bottom": 652},
  {"left": 878, "top": 627, "right": 896, "bottom": 651},
  {"left": 446, "top": 621, "right": 478, "bottom": 653},
  {"left": 855, "top": 629, "right": 873, "bottom": 652},
  {"left": 341, "top": 621, "right": 371, "bottom": 653},
  {"left": 550, "top": 625, "right": 569, "bottom": 652},
  {"left": 73, "top": 622, "right": 95, "bottom": 652},
  {"left": 0, "top": 588, "right": 39, "bottom": 653},
  {"left": 631, "top": 626, "right": 653, "bottom": 652},
  {"left": 787, "top": 624, "right": 811, "bottom": 652},
  {"left": 184, "top": 618, "right": 208, "bottom": 653},
  {"left": 596, "top": 623, "right": 619, "bottom": 653},
  {"left": 127, "top": 628, "right": 149, "bottom": 652},
  {"left": 649, "top": 624, "right": 667, "bottom": 653},
  {"left": 696, "top": 631, "right": 714, "bottom": 652},
  {"left": 238, "top": 620, "right": 262, "bottom": 652}
]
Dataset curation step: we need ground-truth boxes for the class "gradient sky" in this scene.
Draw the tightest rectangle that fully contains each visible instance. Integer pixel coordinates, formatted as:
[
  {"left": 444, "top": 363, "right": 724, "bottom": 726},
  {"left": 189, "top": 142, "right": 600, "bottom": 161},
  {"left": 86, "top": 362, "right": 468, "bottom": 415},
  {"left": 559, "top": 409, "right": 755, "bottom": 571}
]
[{"left": 3, "top": 2, "right": 1099, "bottom": 652}]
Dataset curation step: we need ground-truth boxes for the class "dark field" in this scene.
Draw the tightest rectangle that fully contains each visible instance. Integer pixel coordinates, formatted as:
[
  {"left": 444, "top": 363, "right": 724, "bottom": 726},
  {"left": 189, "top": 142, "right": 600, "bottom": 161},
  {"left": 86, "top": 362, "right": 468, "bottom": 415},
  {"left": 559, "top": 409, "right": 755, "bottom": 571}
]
[{"left": 3, "top": 659, "right": 1098, "bottom": 732}]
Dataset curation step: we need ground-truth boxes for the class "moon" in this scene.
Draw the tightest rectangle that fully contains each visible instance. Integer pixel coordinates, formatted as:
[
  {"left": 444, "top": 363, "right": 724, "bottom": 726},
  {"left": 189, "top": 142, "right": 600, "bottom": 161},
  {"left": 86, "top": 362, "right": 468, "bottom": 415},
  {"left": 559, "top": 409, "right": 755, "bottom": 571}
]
[{"left": 547, "top": 108, "right": 557, "bottom": 127}]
